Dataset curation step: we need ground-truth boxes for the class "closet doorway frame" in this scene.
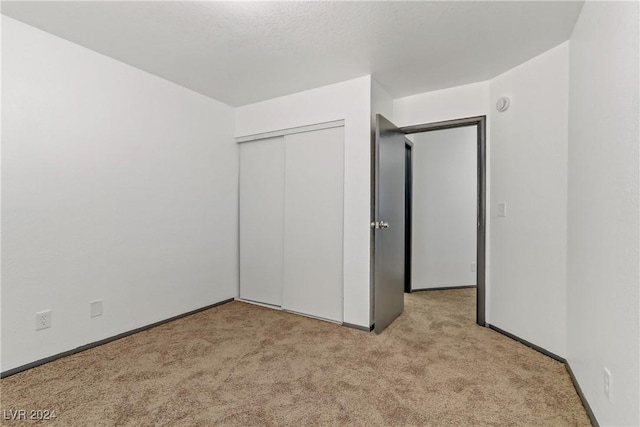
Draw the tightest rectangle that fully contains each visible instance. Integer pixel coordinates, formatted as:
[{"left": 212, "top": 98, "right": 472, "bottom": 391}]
[{"left": 236, "top": 119, "right": 346, "bottom": 324}]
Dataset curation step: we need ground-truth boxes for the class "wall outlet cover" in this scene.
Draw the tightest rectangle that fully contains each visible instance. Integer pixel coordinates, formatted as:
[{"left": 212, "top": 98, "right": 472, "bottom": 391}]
[
  {"left": 36, "top": 310, "right": 52, "bottom": 330},
  {"left": 498, "top": 202, "right": 507, "bottom": 217}
]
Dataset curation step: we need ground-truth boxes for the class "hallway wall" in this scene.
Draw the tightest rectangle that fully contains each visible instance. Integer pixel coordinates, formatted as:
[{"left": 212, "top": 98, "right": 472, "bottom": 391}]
[
  {"left": 411, "top": 127, "right": 477, "bottom": 290},
  {"left": 567, "top": 2, "right": 640, "bottom": 424},
  {"left": 488, "top": 42, "right": 569, "bottom": 358}
]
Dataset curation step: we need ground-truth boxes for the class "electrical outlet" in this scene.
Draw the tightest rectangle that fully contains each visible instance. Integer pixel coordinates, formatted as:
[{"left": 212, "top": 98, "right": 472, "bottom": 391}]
[
  {"left": 36, "top": 310, "right": 52, "bottom": 331},
  {"left": 604, "top": 367, "right": 612, "bottom": 402},
  {"left": 90, "top": 300, "right": 103, "bottom": 318},
  {"left": 471, "top": 262, "right": 477, "bottom": 272},
  {"left": 498, "top": 202, "right": 507, "bottom": 217}
]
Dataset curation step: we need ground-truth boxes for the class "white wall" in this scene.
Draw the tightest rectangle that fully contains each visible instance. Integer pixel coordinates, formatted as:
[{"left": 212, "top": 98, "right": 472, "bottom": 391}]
[
  {"left": 412, "top": 127, "right": 477, "bottom": 290},
  {"left": 371, "top": 78, "right": 394, "bottom": 125},
  {"left": 489, "top": 42, "right": 569, "bottom": 358},
  {"left": 0, "top": 14, "right": 4, "bottom": 372},
  {"left": 393, "top": 81, "right": 490, "bottom": 127},
  {"left": 1, "top": 17, "right": 238, "bottom": 372},
  {"left": 235, "top": 76, "right": 372, "bottom": 328},
  {"left": 567, "top": 2, "right": 640, "bottom": 425}
]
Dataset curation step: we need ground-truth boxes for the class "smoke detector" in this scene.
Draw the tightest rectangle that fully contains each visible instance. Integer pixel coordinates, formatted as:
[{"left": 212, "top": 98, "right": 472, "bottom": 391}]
[{"left": 496, "top": 97, "right": 511, "bottom": 112}]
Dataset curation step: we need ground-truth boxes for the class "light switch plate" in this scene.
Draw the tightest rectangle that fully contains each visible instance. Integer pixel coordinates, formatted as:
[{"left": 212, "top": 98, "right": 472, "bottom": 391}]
[
  {"left": 90, "top": 300, "right": 103, "bottom": 318},
  {"left": 604, "top": 367, "right": 612, "bottom": 402}
]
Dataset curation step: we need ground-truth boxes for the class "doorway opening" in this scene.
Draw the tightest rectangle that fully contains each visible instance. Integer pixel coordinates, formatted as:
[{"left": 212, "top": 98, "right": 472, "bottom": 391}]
[
  {"left": 372, "top": 115, "right": 486, "bottom": 332},
  {"left": 404, "top": 138, "right": 413, "bottom": 294},
  {"left": 401, "top": 116, "right": 486, "bottom": 326}
]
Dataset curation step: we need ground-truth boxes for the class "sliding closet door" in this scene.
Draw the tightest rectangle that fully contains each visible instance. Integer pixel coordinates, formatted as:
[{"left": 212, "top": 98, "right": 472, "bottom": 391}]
[
  {"left": 282, "top": 127, "right": 344, "bottom": 322},
  {"left": 239, "top": 137, "right": 285, "bottom": 306}
]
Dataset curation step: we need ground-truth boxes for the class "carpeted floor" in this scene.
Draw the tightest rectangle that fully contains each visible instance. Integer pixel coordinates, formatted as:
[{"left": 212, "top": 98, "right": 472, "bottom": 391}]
[{"left": 1, "top": 289, "right": 590, "bottom": 426}]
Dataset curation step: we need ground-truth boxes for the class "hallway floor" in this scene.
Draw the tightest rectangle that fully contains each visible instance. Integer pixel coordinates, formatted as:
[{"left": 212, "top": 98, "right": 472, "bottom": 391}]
[{"left": 1, "top": 289, "right": 590, "bottom": 426}]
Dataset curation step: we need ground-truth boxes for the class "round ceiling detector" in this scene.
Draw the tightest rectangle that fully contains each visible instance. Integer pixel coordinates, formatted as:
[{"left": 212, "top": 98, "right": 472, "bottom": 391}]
[{"left": 496, "top": 97, "right": 511, "bottom": 112}]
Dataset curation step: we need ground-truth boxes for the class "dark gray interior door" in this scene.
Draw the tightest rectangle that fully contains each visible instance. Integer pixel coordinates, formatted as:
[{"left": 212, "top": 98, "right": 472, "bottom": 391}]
[{"left": 373, "top": 114, "right": 406, "bottom": 333}]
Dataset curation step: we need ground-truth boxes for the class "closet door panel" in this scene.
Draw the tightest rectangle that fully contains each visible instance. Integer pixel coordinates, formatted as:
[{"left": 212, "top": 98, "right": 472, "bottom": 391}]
[
  {"left": 282, "top": 127, "right": 344, "bottom": 322},
  {"left": 239, "top": 137, "right": 285, "bottom": 306}
]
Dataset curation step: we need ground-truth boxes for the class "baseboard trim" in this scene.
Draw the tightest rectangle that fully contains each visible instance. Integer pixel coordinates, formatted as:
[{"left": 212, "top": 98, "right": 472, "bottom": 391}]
[
  {"left": 487, "top": 324, "right": 565, "bottom": 363},
  {"left": 410, "top": 285, "right": 476, "bottom": 292},
  {"left": 566, "top": 362, "right": 599, "bottom": 427},
  {"left": 343, "top": 322, "right": 374, "bottom": 332},
  {"left": 283, "top": 309, "right": 341, "bottom": 325},
  {"left": 488, "top": 325, "right": 596, "bottom": 426},
  {"left": 236, "top": 298, "right": 282, "bottom": 310},
  {"left": 0, "top": 297, "right": 235, "bottom": 379}
]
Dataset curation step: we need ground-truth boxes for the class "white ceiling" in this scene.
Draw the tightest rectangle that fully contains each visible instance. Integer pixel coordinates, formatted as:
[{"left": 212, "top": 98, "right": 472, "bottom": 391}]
[{"left": 1, "top": 1, "right": 584, "bottom": 107}]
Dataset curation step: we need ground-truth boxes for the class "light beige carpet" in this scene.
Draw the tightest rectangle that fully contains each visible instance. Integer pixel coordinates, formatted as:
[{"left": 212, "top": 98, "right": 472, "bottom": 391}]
[{"left": 1, "top": 289, "right": 590, "bottom": 426}]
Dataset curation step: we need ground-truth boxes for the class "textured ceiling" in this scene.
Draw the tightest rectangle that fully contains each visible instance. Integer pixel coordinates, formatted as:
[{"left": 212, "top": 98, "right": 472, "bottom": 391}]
[{"left": 1, "top": 1, "right": 584, "bottom": 106}]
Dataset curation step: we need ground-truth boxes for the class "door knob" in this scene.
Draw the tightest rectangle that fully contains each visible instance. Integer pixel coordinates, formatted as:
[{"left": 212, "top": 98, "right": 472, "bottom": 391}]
[{"left": 371, "top": 221, "right": 390, "bottom": 229}]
